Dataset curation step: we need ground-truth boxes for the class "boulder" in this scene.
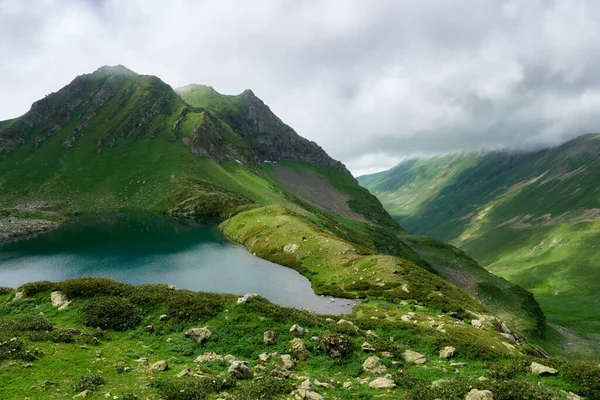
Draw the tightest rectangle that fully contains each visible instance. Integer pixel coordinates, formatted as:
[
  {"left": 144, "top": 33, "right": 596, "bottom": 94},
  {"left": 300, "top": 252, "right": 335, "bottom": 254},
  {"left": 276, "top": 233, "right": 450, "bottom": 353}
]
[
  {"left": 402, "top": 350, "right": 427, "bottom": 364},
  {"left": 264, "top": 330, "right": 277, "bottom": 345},
  {"left": 290, "top": 324, "right": 306, "bottom": 337},
  {"left": 73, "top": 390, "right": 91, "bottom": 398},
  {"left": 439, "top": 346, "right": 456, "bottom": 359},
  {"left": 530, "top": 361, "right": 558, "bottom": 376},
  {"left": 158, "top": 314, "right": 168, "bottom": 321},
  {"left": 176, "top": 368, "right": 193, "bottom": 378},
  {"left": 11, "top": 291, "right": 25, "bottom": 303},
  {"left": 224, "top": 354, "right": 238, "bottom": 364},
  {"left": 149, "top": 360, "right": 168, "bottom": 373},
  {"left": 369, "top": 377, "right": 396, "bottom": 389},
  {"left": 194, "top": 352, "right": 224, "bottom": 363},
  {"left": 299, "top": 379, "right": 315, "bottom": 391},
  {"left": 185, "top": 327, "right": 212, "bottom": 344},
  {"left": 279, "top": 354, "right": 295, "bottom": 371},
  {"left": 343, "top": 382, "right": 352, "bottom": 388},
  {"left": 314, "top": 379, "right": 335, "bottom": 389},
  {"left": 294, "top": 380, "right": 324, "bottom": 400},
  {"left": 237, "top": 293, "right": 258, "bottom": 304},
  {"left": 362, "top": 356, "right": 387, "bottom": 375},
  {"left": 259, "top": 352, "right": 270, "bottom": 363},
  {"left": 291, "top": 338, "right": 310, "bottom": 360},
  {"left": 50, "top": 291, "right": 71, "bottom": 310},
  {"left": 466, "top": 389, "right": 494, "bottom": 400},
  {"left": 361, "top": 342, "right": 376, "bottom": 352},
  {"left": 228, "top": 361, "right": 253, "bottom": 380}
]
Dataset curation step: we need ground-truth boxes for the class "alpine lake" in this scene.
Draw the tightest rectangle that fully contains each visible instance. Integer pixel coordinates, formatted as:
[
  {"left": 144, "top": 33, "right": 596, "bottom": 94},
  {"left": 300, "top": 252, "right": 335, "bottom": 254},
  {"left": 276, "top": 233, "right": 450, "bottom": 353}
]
[{"left": 0, "top": 212, "right": 357, "bottom": 314}]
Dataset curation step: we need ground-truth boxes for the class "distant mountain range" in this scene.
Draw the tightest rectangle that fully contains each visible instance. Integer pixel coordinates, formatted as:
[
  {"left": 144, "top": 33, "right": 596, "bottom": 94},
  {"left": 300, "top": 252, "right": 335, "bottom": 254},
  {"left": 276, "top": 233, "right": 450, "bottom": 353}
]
[{"left": 359, "top": 134, "right": 600, "bottom": 343}]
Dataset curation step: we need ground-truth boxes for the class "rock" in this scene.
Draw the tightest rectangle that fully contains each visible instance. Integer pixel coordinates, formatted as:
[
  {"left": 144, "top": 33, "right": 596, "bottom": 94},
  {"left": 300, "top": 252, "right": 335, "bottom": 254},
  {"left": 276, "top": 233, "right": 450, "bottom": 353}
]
[
  {"left": 264, "top": 330, "right": 277, "bottom": 345},
  {"left": 299, "top": 379, "right": 315, "bottom": 391},
  {"left": 73, "top": 390, "right": 91, "bottom": 398},
  {"left": 500, "top": 333, "right": 518, "bottom": 343},
  {"left": 134, "top": 357, "right": 148, "bottom": 363},
  {"left": 194, "top": 352, "right": 224, "bottom": 363},
  {"left": 362, "top": 356, "right": 387, "bottom": 374},
  {"left": 361, "top": 341, "right": 376, "bottom": 352},
  {"left": 237, "top": 293, "right": 258, "bottom": 304},
  {"left": 343, "top": 382, "right": 352, "bottom": 388},
  {"left": 337, "top": 319, "right": 359, "bottom": 331},
  {"left": 284, "top": 243, "right": 299, "bottom": 253},
  {"left": 380, "top": 351, "right": 393, "bottom": 358},
  {"left": 368, "top": 377, "right": 396, "bottom": 389},
  {"left": 149, "top": 360, "right": 168, "bottom": 373},
  {"left": 561, "top": 391, "right": 581, "bottom": 400},
  {"left": 11, "top": 291, "right": 25, "bottom": 303},
  {"left": 402, "top": 350, "right": 427, "bottom": 364},
  {"left": 451, "top": 362, "right": 468, "bottom": 368},
  {"left": 366, "top": 330, "right": 378, "bottom": 337},
  {"left": 279, "top": 354, "right": 295, "bottom": 370},
  {"left": 466, "top": 389, "right": 494, "bottom": 400},
  {"left": 439, "top": 346, "right": 456, "bottom": 359},
  {"left": 228, "top": 360, "right": 253, "bottom": 380},
  {"left": 224, "top": 354, "right": 238, "bottom": 364},
  {"left": 259, "top": 352, "right": 270, "bottom": 363},
  {"left": 401, "top": 314, "right": 412, "bottom": 322},
  {"left": 314, "top": 379, "right": 335, "bottom": 389},
  {"left": 530, "top": 361, "right": 558, "bottom": 376},
  {"left": 294, "top": 389, "right": 324, "bottom": 400},
  {"left": 158, "top": 314, "right": 168, "bottom": 321},
  {"left": 432, "top": 378, "right": 452, "bottom": 388},
  {"left": 478, "top": 376, "right": 488, "bottom": 382},
  {"left": 176, "top": 368, "right": 193, "bottom": 378},
  {"left": 185, "top": 327, "right": 212, "bottom": 344},
  {"left": 290, "top": 324, "right": 306, "bottom": 337},
  {"left": 145, "top": 325, "right": 154, "bottom": 333},
  {"left": 291, "top": 338, "right": 310, "bottom": 360},
  {"left": 50, "top": 291, "right": 71, "bottom": 310}
]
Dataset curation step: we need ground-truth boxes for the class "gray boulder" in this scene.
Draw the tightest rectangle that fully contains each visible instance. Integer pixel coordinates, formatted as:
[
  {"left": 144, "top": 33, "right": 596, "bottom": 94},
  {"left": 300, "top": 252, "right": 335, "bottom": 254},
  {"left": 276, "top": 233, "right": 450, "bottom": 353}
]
[
  {"left": 185, "top": 326, "right": 212, "bottom": 344},
  {"left": 228, "top": 360, "right": 254, "bottom": 380}
]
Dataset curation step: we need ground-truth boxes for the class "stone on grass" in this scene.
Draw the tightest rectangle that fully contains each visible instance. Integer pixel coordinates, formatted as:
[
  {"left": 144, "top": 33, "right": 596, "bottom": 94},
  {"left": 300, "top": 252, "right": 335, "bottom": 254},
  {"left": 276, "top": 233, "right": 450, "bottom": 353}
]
[
  {"left": 149, "top": 360, "right": 168, "bottom": 373},
  {"left": 362, "top": 356, "right": 387, "bottom": 374},
  {"left": 291, "top": 338, "right": 310, "bottom": 360},
  {"left": 264, "top": 330, "right": 277, "bottom": 345},
  {"left": 176, "top": 368, "right": 193, "bottom": 378},
  {"left": 314, "top": 379, "right": 335, "bottom": 389},
  {"left": 194, "top": 352, "right": 224, "bottom": 363},
  {"left": 279, "top": 354, "right": 295, "bottom": 370},
  {"left": 158, "top": 314, "right": 168, "bottom": 321},
  {"left": 237, "top": 293, "right": 258, "bottom": 304},
  {"left": 73, "top": 390, "right": 91, "bottom": 398},
  {"left": 361, "top": 342, "right": 376, "bottom": 352},
  {"left": 228, "top": 361, "right": 253, "bottom": 380},
  {"left": 290, "top": 324, "right": 306, "bottom": 337},
  {"left": 439, "top": 346, "right": 456, "bottom": 359},
  {"left": 185, "top": 327, "right": 212, "bottom": 344},
  {"left": 466, "top": 389, "right": 494, "bottom": 400},
  {"left": 50, "top": 291, "right": 71, "bottom": 310},
  {"left": 343, "top": 382, "right": 352, "bottom": 388},
  {"left": 368, "top": 377, "right": 396, "bottom": 389},
  {"left": 530, "top": 362, "right": 558, "bottom": 376},
  {"left": 402, "top": 350, "right": 427, "bottom": 364}
]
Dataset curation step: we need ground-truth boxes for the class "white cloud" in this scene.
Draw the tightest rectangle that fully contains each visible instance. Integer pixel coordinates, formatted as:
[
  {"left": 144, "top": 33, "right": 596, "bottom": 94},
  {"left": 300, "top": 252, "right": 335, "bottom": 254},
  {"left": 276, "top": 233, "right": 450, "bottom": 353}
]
[{"left": 2, "top": 0, "right": 600, "bottom": 175}]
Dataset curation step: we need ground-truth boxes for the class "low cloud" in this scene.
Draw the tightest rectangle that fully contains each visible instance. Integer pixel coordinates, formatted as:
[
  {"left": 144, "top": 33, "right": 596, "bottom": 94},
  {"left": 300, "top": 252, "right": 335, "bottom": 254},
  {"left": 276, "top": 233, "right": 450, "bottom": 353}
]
[{"left": 2, "top": 0, "right": 600, "bottom": 175}]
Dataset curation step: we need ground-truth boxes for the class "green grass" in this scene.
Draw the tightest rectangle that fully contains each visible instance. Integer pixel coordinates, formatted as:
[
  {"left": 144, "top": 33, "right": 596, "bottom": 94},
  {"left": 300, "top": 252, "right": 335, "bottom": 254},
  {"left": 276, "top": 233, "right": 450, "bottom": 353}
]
[{"left": 0, "top": 278, "right": 591, "bottom": 399}]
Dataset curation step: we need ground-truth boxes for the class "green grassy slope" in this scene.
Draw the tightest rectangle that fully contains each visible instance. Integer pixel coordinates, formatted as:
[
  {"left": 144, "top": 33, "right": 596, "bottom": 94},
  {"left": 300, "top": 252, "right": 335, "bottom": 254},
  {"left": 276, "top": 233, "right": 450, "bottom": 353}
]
[
  {"left": 3, "top": 279, "right": 593, "bottom": 400},
  {"left": 358, "top": 134, "right": 600, "bottom": 346}
]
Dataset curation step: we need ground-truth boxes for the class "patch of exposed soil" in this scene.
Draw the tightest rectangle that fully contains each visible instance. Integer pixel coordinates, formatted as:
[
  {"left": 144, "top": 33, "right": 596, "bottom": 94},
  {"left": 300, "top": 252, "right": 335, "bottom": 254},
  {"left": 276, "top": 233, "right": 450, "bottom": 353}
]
[{"left": 272, "top": 165, "right": 367, "bottom": 222}]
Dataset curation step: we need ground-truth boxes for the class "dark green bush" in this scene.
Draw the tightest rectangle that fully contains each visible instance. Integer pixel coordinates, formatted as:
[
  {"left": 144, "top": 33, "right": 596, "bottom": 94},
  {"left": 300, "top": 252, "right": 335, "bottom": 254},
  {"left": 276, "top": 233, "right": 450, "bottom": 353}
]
[
  {"left": 29, "top": 328, "right": 75, "bottom": 343},
  {"left": 82, "top": 296, "right": 140, "bottom": 331},
  {"left": 154, "top": 377, "right": 235, "bottom": 400},
  {"left": 406, "top": 378, "right": 555, "bottom": 400},
  {"left": 18, "top": 281, "right": 55, "bottom": 295},
  {"left": 166, "top": 291, "right": 228, "bottom": 322},
  {"left": 485, "top": 358, "right": 529, "bottom": 380},
  {"left": 58, "top": 278, "right": 131, "bottom": 299},
  {"left": 234, "top": 378, "right": 295, "bottom": 399},
  {"left": 0, "top": 287, "right": 13, "bottom": 295},
  {"left": 166, "top": 335, "right": 197, "bottom": 356},
  {"left": 115, "top": 361, "right": 132, "bottom": 374},
  {"left": 0, "top": 337, "right": 41, "bottom": 361},
  {"left": 560, "top": 360, "right": 600, "bottom": 399},
  {"left": 73, "top": 374, "right": 105, "bottom": 393},
  {"left": 0, "top": 316, "right": 54, "bottom": 337},
  {"left": 121, "top": 394, "right": 137, "bottom": 400}
]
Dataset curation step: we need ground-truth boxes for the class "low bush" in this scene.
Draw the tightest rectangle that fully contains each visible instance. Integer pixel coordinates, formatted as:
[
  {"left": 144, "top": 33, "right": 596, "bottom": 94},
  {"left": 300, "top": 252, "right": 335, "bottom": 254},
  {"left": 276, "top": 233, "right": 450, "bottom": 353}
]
[
  {"left": 234, "top": 378, "right": 295, "bottom": 400},
  {"left": 81, "top": 296, "right": 140, "bottom": 331},
  {"left": 0, "top": 337, "right": 41, "bottom": 361},
  {"left": 73, "top": 374, "right": 105, "bottom": 393},
  {"left": 560, "top": 360, "right": 600, "bottom": 399},
  {"left": 485, "top": 358, "right": 530, "bottom": 380},
  {"left": 166, "top": 291, "right": 228, "bottom": 323},
  {"left": 317, "top": 334, "right": 350, "bottom": 358},
  {"left": 0, "top": 287, "right": 13, "bottom": 295},
  {"left": 154, "top": 377, "right": 235, "bottom": 400},
  {"left": 58, "top": 278, "right": 131, "bottom": 298},
  {"left": 18, "top": 281, "right": 55, "bottom": 296},
  {"left": 29, "top": 328, "right": 75, "bottom": 343}
]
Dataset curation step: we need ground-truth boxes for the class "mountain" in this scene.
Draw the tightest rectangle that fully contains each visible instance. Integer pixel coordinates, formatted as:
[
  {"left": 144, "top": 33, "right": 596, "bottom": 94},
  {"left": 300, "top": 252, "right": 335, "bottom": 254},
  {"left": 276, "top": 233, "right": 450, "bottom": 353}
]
[{"left": 359, "top": 134, "right": 600, "bottom": 346}]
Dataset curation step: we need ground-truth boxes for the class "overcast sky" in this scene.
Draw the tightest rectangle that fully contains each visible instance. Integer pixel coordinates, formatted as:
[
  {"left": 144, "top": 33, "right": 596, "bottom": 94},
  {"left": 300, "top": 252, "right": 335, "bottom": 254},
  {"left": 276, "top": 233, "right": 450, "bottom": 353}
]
[{"left": 2, "top": 0, "right": 600, "bottom": 175}]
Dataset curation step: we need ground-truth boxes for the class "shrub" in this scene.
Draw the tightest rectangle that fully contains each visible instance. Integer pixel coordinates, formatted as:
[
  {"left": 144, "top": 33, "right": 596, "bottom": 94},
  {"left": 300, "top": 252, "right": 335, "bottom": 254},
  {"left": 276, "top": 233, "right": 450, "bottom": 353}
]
[
  {"left": 166, "top": 335, "right": 197, "bottom": 356},
  {"left": 154, "top": 377, "right": 235, "bottom": 400},
  {"left": 234, "top": 378, "right": 295, "bottom": 399},
  {"left": 29, "top": 328, "right": 75, "bottom": 343},
  {"left": 0, "top": 338, "right": 41, "bottom": 361},
  {"left": 560, "top": 360, "right": 600, "bottom": 399},
  {"left": 0, "top": 287, "right": 13, "bottom": 295},
  {"left": 115, "top": 361, "right": 132, "bottom": 374},
  {"left": 58, "top": 278, "right": 131, "bottom": 299},
  {"left": 0, "top": 316, "right": 53, "bottom": 337},
  {"left": 18, "top": 281, "right": 55, "bottom": 295},
  {"left": 317, "top": 334, "right": 350, "bottom": 358},
  {"left": 73, "top": 374, "right": 105, "bottom": 393},
  {"left": 485, "top": 358, "right": 529, "bottom": 380},
  {"left": 81, "top": 296, "right": 140, "bottom": 331},
  {"left": 121, "top": 394, "right": 137, "bottom": 400},
  {"left": 166, "top": 291, "right": 227, "bottom": 323}
]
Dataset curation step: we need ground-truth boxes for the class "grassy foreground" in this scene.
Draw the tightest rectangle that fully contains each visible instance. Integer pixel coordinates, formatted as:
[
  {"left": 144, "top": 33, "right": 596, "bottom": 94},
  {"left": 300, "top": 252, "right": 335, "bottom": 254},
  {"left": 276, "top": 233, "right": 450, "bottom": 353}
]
[{"left": 0, "top": 278, "right": 596, "bottom": 400}]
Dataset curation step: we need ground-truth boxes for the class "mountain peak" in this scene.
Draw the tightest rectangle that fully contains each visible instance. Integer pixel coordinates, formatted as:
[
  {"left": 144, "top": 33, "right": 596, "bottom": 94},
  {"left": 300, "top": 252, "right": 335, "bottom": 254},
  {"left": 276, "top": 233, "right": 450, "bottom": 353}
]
[{"left": 92, "top": 65, "right": 136, "bottom": 77}]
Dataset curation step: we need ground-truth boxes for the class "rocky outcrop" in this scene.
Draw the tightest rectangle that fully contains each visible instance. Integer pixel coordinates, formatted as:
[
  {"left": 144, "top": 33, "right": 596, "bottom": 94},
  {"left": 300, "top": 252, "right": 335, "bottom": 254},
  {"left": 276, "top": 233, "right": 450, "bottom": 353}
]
[
  {"left": 0, "top": 218, "right": 60, "bottom": 243},
  {"left": 439, "top": 346, "right": 456, "bottom": 359},
  {"left": 50, "top": 291, "right": 71, "bottom": 310},
  {"left": 466, "top": 389, "right": 494, "bottom": 399},
  {"left": 402, "top": 350, "right": 427, "bottom": 364},
  {"left": 149, "top": 360, "right": 168, "bottom": 373},
  {"left": 228, "top": 360, "right": 253, "bottom": 379},
  {"left": 369, "top": 377, "right": 396, "bottom": 389},
  {"left": 263, "top": 330, "right": 277, "bottom": 345},
  {"left": 530, "top": 362, "right": 558, "bottom": 376},
  {"left": 362, "top": 356, "right": 387, "bottom": 374}
]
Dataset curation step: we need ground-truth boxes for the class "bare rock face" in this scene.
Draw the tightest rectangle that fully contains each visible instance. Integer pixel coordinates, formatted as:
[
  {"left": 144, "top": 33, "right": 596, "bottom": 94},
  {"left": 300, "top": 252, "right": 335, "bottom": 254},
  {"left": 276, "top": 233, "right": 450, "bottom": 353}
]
[
  {"left": 185, "top": 327, "right": 212, "bottom": 344},
  {"left": 50, "top": 291, "right": 71, "bottom": 310},
  {"left": 530, "top": 362, "right": 558, "bottom": 376},
  {"left": 362, "top": 356, "right": 387, "bottom": 375},
  {"left": 466, "top": 389, "right": 494, "bottom": 400},
  {"left": 228, "top": 360, "right": 253, "bottom": 380},
  {"left": 237, "top": 293, "right": 258, "bottom": 304}
]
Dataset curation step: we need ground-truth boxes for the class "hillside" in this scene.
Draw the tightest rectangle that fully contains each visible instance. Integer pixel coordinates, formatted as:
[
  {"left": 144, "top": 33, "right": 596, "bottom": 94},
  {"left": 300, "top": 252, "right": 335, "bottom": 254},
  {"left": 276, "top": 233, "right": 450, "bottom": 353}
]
[
  {"left": 358, "top": 135, "right": 600, "bottom": 347},
  {"left": 0, "top": 65, "right": 585, "bottom": 397}
]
